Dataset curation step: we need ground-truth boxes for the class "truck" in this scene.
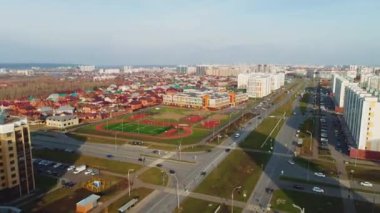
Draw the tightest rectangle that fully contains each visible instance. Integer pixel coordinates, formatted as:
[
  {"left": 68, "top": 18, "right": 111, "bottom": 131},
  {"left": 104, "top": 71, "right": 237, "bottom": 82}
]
[{"left": 73, "top": 165, "right": 87, "bottom": 174}]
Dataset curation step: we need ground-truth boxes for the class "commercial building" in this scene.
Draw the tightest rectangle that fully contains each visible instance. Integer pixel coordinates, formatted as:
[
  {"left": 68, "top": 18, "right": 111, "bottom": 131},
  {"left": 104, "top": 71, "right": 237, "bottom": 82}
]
[
  {"left": 46, "top": 115, "right": 79, "bottom": 129},
  {"left": 0, "top": 111, "right": 35, "bottom": 202},
  {"left": 344, "top": 85, "right": 380, "bottom": 151}
]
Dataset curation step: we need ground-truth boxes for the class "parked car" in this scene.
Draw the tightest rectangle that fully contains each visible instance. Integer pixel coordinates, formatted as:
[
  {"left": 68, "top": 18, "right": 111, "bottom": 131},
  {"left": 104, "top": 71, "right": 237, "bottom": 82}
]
[
  {"left": 67, "top": 165, "right": 75, "bottom": 171},
  {"left": 288, "top": 159, "right": 295, "bottom": 165},
  {"left": 314, "top": 172, "right": 326, "bottom": 177},
  {"left": 360, "top": 181, "right": 373, "bottom": 187},
  {"left": 293, "top": 185, "right": 304, "bottom": 190},
  {"left": 312, "top": 186, "right": 324, "bottom": 193}
]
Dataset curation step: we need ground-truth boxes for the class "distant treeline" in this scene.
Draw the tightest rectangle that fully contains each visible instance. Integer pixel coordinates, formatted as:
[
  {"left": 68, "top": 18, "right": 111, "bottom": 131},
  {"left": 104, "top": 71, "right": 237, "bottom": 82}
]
[{"left": 0, "top": 76, "right": 114, "bottom": 100}]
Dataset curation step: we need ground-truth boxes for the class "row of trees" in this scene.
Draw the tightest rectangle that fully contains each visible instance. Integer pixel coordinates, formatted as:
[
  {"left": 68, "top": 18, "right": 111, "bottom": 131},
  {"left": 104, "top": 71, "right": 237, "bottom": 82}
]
[{"left": 0, "top": 75, "right": 114, "bottom": 100}]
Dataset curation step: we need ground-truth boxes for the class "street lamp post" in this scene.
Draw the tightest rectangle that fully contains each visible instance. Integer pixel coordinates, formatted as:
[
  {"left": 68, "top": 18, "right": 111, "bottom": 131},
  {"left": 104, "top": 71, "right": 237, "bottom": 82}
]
[
  {"left": 128, "top": 169, "right": 134, "bottom": 197},
  {"left": 306, "top": 122, "right": 313, "bottom": 182},
  {"left": 292, "top": 203, "right": 305, "bottom": 213},
  {"left": 171, "top": 174, "right": 180, "bottom": 211},
  {"left": 231, "top": 186, "right": 242, "bottom": 213},
  {"left": 306, "top": 130, "right": 313, "bottom": 152}
]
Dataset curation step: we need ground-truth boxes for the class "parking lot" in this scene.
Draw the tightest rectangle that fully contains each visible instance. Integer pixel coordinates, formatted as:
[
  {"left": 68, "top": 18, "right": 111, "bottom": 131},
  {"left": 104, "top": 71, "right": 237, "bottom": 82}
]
[{"left": 33, "top": 158, "right": 99, "bottom": 188}]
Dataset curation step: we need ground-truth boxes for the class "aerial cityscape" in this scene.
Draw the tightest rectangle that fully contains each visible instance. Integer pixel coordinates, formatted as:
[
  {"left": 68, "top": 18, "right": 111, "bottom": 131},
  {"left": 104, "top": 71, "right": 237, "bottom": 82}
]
[{"left": 1, "top": 1, "right": 380, "bottom": 213}]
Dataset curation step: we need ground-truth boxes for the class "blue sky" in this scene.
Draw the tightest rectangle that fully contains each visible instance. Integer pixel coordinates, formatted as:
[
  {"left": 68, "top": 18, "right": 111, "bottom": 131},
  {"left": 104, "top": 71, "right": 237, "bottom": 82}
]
[{"left": 0, "top": 0, "right": 379, "bottom": 65}]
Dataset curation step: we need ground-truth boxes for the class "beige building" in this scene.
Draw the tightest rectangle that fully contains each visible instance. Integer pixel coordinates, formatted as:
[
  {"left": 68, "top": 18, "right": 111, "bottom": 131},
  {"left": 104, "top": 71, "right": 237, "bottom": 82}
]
[
  {"left": 0, "top": 112, "right": 35, "bottom": 202},
  {"left": 46, "top": 115, "right": 79, "bottom": 129}
]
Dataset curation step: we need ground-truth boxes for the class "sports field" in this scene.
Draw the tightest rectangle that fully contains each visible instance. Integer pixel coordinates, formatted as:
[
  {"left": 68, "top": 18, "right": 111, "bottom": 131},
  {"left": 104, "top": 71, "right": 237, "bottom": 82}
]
[{"left": 105, "top": 122, "right": 172, "bottom": 135}]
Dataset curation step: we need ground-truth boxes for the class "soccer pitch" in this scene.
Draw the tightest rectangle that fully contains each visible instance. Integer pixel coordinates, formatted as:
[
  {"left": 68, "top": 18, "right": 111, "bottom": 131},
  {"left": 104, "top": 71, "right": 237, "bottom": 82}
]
[{"left": 105, "top": 122, "right": 172, "bottom": 135}]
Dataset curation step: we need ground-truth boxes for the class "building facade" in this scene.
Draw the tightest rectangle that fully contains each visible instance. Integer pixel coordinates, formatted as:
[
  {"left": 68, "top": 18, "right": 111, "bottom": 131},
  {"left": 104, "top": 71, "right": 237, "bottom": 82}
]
[
  {"left": 344, "top": 85, "right": 380, "bottom": 151},
  {"left": 46, "top": 115, "right": 79, "bottom": 129},
  {"left": 247, "top": 75, "right": 271, "bottom": 98},
  {"left": 0, "top": 113, "right": 35, "bottom": 202}
]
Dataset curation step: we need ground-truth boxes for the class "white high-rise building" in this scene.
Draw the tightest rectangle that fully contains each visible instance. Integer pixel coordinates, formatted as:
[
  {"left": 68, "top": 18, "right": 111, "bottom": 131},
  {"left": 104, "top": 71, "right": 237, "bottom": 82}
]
[
  {"left": 344, "top": 85, "right": 380, "bottom": 151},
  {"left": 247, "top": 75, "right": 271, "bottom": 98},
  {"left": 332, "top": 74, "right": 357, "bottom": 108},
  {"left": 78, "top": 65, "right": 95, "bottom": 72}
]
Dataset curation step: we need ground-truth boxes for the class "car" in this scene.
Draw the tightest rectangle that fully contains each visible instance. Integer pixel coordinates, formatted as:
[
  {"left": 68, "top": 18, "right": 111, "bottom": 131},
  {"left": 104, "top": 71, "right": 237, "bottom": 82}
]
[
  {"left": 293, "top": 185, "right": 304, "bottom": 190},
  {"left": 234, "top": 133, "right": 240, "bottom": 138},
  {"left": 314, "top": 172, "right": 326, "bottom": 177},
  {"left": 201, "top": 171, "right": 206, "bottom": 176},
  {"left": 169, "top": 169, "right": 175, "bottom": 174},
  {"left": 67, "top": 165, "right": 75, "bottom": 171},
  {"left": 360, "top": 181, "right": 373, "bottom": 187},
  {"left": 84, "top": 169, "right": 93, "bottom": 175},
  {"left": 312, "top": 186, "right": 324, "bottom": 193},
  {"left": 156, "top": 163, "right": 163, "bottom": 168},
  {"left": 225, "top": 148, "right": 231, "bottom": 152},
  {"left": 288, "top": 159, "right": 295, "bottom": 165},
  {"left": 106, "top": 154, "right": 114, "bottom": 158}
]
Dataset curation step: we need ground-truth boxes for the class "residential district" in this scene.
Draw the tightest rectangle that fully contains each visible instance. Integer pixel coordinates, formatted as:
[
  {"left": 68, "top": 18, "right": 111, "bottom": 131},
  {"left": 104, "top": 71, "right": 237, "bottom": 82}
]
[{"left": 1, "top": 64, "right": 380, "bottom": 213}]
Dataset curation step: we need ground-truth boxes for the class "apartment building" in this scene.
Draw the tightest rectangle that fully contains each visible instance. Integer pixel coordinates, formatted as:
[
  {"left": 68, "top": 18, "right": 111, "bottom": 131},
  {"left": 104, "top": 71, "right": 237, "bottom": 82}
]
[
  {"left": 46, "top": 115, "right": 79, "bottom": 129},
  {"left": 344, "top": 85, "right": 380, "bottom": 151},
  {"left": 0, "top": 112, "right": 35, "bottom": 202},
  {"left": 332, "top": 74, "right": 356, "bottom": 108},
  {"left": 247, "top": 75, "right": 272, "bottom": 98}
]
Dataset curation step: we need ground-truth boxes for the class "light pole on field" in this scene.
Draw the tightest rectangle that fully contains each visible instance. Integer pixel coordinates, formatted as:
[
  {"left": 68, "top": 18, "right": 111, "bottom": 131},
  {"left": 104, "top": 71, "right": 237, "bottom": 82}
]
[
  {"left": 128, "top": 169, "right": 134, "bottom": 196},
  {"left": 231, "top": 186, "right": 242, "bottom": 213},
  {"left": 171, "top": 173, "right": 180, "bottom": 211}
]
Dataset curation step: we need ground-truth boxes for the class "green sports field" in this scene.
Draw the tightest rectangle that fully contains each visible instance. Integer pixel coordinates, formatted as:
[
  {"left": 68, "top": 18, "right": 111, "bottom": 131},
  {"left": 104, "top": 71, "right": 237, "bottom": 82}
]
[{"left": 104, "top": 122, "right": 172, "bottom": 135}]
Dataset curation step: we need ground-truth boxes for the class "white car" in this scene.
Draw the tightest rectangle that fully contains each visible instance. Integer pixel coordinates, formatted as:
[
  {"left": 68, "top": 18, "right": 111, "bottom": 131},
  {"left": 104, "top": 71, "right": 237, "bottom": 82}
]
[
  {"left": 288, "top": 159, "right": 295, "bottom": 165},
  {"left": 360, "top": 181, "right": 373, "bottom": 187},
  {"left": 312, "top": 186, "right": 324, "bottom": 193},
  {"left": 84, "top": 169, "right": 93, "bottom": 175},
  {"left": 234, "top": 133, "right": 240, "bottom": 138},
  {"left": 67, "top": 165, "right": 75, "bottom": 171},
  {"left": 314, "top": 172, "right": 326, "bottom": 177}
]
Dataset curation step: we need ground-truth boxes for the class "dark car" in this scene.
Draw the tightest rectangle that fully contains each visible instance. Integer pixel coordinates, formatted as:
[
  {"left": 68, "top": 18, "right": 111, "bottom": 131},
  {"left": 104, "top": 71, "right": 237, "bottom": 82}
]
[
  {"left": 225, "top": 148, "right": 231, "bottom": 152},
  {"left": 156, "top": 163, "right": 163, "bottom": 168},
  {"left": 293, "top": 185, "right": 304, "bottom": 190},
  {"left": 201, "top": 171, "right": 206, "bottom": 176},
  {"left": 106, "top": 154, "right": 114, "bottom": 158},
  {"left": 169, "top": 169, "right": 175, "bottom": 174}
]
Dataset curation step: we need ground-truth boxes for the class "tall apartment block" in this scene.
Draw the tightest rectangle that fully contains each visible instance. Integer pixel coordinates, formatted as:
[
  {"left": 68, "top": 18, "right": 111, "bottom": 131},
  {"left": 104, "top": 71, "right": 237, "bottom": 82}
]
[
  {"left": 0, "top": 111, "right": 35, "bottom": 202},
  {"left": 344, "top": 85, "right": 380, "bottom": 151}
]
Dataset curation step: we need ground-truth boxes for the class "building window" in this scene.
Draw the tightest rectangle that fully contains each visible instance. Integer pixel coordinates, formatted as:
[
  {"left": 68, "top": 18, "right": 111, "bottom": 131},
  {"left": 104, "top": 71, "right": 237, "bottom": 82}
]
[
  {"left": 9, "top": 154, "right": 14, "bottom": 158},
  {"left": 12, "top": 180, "right": 17, "bottom": 185},
  {"left": 11, "top": 174, "right": 16, "bottom": 178},
  {"left": 6, "top": 133, "right": 12, "bottom": 137}
]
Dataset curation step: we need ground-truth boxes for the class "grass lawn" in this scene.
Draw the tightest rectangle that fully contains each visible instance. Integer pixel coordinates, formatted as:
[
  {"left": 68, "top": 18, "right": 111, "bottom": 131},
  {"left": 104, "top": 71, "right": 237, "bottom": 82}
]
[
  {"left": 180, "top": 197, "right": 242, "bottom": 213},
  {"left": 139, "top": 167, "right": 168, "bottom": 186},
  {"left": 294, "top": 157, "right": 338, "bottom": 177},
  {"left": 105, "top": 122, "right": 172, "bottom": 135},
  {"left": 106, "top": 187, "right": 154, "bottom": 213},
  {"left": 194, "top": 150, "right": 270, "bottom": 201},
  {"left": 271, "top": 189, "right": 344, "bottom": 213},
  {"left": 354, "top": 200, "right": 380, "bottom": 212},
  {"left": 299, "top": 93, "right": 310, "bottom": 114},
  {"left": 35, "top": 174, "right": 58, "bottom": 192},
  {"left": 239, "top": 117, "right": 284, "bottom": 151},
  {"left": 346, "top": 166, "right": 380, "bottom": 184},
  {"left": 33, "top": 149, "right": 142, "bottom": 174}
]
